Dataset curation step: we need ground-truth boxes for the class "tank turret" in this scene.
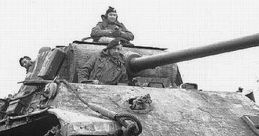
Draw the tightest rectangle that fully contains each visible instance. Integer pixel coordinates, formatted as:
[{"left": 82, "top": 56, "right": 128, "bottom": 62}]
[{"left": 71, "top": 34, "right": 259, "bottom": 88}]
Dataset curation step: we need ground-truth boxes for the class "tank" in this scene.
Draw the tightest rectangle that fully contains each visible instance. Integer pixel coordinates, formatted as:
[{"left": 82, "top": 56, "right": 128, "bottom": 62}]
[{"left": 0, "top": 34, "right": 259, "bottom": 136}]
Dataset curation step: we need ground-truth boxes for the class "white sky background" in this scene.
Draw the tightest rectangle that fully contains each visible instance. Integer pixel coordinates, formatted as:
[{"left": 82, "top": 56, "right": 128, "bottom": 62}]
[{"left": 0, "top": 0, "right": 259, "bottom": 103}]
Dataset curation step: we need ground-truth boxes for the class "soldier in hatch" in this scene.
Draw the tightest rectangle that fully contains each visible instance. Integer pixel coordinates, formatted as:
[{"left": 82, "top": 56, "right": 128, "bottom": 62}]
[
  {"left": 78, "top": 38, "right": 128, "bottom": 85},
  {"left": 19, "top": 56, "right": 36, "bottom": 78},
  {"left": 90, "top": 6, "right": 134, "bottom": 43},
  {"left": 19, "top": 56, "right": 35, "bottom": 73}
]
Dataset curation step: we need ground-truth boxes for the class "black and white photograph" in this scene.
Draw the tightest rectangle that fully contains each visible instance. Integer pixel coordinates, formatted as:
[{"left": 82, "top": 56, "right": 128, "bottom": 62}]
[{"left": 0, "top": 0, "right": 259, "bottom": 135}]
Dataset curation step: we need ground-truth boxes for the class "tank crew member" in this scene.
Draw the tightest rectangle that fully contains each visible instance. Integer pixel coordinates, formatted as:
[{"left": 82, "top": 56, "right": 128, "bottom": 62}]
[
  {"left": 78, "top": 38, "right": 128, "bottom": 85},
  {"left": 19, "top": 56, "right": 35, "bottom": 74},
  {"left": 90, "top": 6, "right": 134, "bottom": 44}
]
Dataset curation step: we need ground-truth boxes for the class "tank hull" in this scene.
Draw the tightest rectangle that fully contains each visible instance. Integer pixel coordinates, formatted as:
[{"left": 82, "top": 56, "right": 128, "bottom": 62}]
[{"left": 50, "top": 83, "right": 259, "bottom": 136}]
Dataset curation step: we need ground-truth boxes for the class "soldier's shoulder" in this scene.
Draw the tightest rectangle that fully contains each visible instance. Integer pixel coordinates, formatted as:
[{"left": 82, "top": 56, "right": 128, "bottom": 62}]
[
  {"left": 95, "top": 22, "right": 104, "bottom": 26},
  {"left": 97, "top": 21, "right": 103, "bottom": 24}
]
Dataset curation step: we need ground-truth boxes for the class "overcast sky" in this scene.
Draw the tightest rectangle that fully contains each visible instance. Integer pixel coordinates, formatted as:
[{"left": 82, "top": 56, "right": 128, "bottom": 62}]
[{"left": 0, "top": 0, "right": 259, "bottom": 103}]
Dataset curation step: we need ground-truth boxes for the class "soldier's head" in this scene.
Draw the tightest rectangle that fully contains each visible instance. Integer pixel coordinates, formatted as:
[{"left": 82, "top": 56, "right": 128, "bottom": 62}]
[
  {"left": 106, "top": 38, "right": 123, "bottom": 56},
  {"left": 105, "top": 6, "right": 117, "bottom": 23},
  {"left": 19, "top": 56, "right": 33, "bottom": 70}
]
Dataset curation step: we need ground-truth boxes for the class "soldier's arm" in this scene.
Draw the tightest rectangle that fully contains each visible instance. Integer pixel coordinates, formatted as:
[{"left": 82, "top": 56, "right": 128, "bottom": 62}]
[
  {"left": 118, "top": 66, "right": 129, "bottom": 84},
  {"left": 78, "top": 56, "right": 97, "bottom": 83},
  {"left": 119, "top": 23, "right": 134, "bottom": 41},
  {"left": 90, "top": 22, "right": 113, "bottom": 38}
]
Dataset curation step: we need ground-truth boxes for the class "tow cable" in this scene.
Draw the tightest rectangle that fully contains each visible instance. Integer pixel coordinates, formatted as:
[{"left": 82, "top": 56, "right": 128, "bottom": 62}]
[
  {"left": 241, "top": 115, "right": 259, "bottom": 135},
  {"left": 18, "top": 79, "right": 142, "bottom": 136},
  {"left": 60, "top": 79, "right": 142, "bottom": 136}
]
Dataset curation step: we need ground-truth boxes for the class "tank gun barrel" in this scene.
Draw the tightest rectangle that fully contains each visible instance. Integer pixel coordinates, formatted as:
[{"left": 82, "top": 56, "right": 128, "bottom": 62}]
[{"left": 129, "top": 33, "right": 259, "bottom": 72}]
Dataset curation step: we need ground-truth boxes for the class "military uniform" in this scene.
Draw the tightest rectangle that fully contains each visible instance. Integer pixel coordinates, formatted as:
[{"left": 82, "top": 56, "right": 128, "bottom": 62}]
[
  {"left": 78, "top": 50, "right": 128, "bottom": 85},
  {"left": 90, "top": 7, "right": 134, "bottom": 42}
]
